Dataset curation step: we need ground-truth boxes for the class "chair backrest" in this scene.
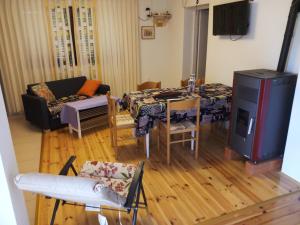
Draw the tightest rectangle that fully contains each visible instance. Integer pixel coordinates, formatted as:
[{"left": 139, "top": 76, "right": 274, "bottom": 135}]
[
  {"left": 168, "top": 97, "right": 200, "bottom": 111},
  {"left": 106, "top": 92, "right": 117, "bottom": 126},
  {"left": 181, "top": 78, "right": 204, "bottom": 87},
  {"left": 166, "top": 97, "right": 201, "bottom": 128},
  {"left": 137, "top": 81, "right": 161, "bottom": 91},
  {"left": 124, "top": 161, "right": 145, "bottom": 209}
]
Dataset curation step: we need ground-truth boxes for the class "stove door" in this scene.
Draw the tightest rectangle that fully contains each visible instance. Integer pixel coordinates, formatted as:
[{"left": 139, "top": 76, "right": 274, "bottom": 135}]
[
  {"left": 231, "top": 105, "right": 257, "bottom": 159},
  {"left": 230, "top": 75, "right": 260, "bottom": 160}
]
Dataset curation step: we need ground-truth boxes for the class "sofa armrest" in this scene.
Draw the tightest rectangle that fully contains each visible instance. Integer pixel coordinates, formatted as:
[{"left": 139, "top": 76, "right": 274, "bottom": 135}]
[
  {"left": 96, "top": 84, "right": 110, "bottom": 95},
  {"left": 21, "top": 94, "right": 50, "bottom": 130}
]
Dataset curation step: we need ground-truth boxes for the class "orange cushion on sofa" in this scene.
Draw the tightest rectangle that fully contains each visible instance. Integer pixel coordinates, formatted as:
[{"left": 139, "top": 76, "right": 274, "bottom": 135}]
[{"left": 77, "top": 80, "right": 101, "bottom": 97}]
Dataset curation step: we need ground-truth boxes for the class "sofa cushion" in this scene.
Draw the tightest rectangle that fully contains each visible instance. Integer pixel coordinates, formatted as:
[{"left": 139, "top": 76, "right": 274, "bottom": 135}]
[
  {"left": 28, "top": 76, "right": 87, "bottom": 99},
  {"left": 31, "top": 83, "right": 56, "bottom": 103},
  {"left": 77, "top": 80, "right": 101, "bottom": 97},
  {"left": 47, "top": 76, "right": 87, "bottom": 99},
  {"left": 95, "top": 84, "right": 111, "bottom": 95}
]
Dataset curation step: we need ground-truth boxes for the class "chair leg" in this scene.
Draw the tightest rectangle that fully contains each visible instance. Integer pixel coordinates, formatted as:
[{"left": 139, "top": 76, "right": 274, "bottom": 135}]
[
  {"left": 113, "top": 128, "right": 118, "bottom": 159},
  {"left": 167, "top": 134, "right": 171, "bottom": 165},
  {"left": 195, "top": 131, "right": 199, "bottom": 160},
  {"left": 132, "top": 208, "right": 138, "bottom": 225},
  {"left": 109, "top": 122, "right": 114, "bottom": 147},
  {"left": 132, "top": 181, "right": 142, "bottom": 225},
  {"left": 110, "top": 125, "right": 114, "bottom": 147},
  {"left": 50, "top": 199, "right": 60, "bottom": 225}
]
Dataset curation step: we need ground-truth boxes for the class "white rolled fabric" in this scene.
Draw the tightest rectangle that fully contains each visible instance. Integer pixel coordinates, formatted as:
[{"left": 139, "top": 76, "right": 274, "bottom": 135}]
[{"left": 14, "top": 173, "right": 123, "bottom": 208}]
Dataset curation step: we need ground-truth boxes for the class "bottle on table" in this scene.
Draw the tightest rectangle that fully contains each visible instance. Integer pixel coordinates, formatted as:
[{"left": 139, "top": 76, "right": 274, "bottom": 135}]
[{"left": 188, "top": 73, "right": 196, "bottom": 93}]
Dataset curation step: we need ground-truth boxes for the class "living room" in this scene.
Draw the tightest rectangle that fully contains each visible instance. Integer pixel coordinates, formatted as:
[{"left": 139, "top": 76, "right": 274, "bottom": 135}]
[{"left": 1, "top": 0, "right": 300, "bottom": 225}]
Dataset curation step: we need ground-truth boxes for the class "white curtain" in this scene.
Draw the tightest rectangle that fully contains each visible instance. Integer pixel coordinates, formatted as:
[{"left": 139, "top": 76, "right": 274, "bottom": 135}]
[
  {"left": 0, "top": 0, "right": 54, "bottom": 114},
  {"left": 96, "top": 0, "right": 141, "bottom": 97}
]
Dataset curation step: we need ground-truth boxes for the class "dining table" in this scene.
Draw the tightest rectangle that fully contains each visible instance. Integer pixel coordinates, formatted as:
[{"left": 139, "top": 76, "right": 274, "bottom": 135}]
[{"left": 126, "top": 83, "right": 232, "bottom": 158}]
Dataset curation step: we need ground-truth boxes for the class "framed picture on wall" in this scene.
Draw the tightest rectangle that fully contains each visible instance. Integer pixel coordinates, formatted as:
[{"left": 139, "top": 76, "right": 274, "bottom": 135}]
[{"left": 141, "top": 26, "right": 155, "bottom": 39}]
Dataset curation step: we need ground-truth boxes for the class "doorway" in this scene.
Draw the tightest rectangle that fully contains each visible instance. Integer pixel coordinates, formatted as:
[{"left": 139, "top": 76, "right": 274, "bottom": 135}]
[{"left": 192, "top": 8, "right": 209, "bottom": 81}]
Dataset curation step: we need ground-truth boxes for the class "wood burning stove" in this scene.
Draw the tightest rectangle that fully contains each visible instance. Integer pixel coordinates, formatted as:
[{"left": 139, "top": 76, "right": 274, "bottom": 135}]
[
  {"left": 229, "top": 70, "right": 297, "bottom": 163},
  {"left": 228, "top": 0, "right": 300, "bottom": 163}
]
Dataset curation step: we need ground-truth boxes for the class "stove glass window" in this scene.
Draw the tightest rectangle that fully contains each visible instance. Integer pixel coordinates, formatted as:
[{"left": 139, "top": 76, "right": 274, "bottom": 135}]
[{"left": 236, "top": 108, "right": 249, "bottom": 138}]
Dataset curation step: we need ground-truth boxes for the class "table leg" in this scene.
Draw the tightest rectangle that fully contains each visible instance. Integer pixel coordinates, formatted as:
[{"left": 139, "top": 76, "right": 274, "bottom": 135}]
[
  {"left": 78, "top": 128, "right": 82, "bottom": 139},
  {"left": 77, "top": 111, "right": 82, "bottom": 139},
  {"left": 191, "top": 130, "right": 195, "bottom": 151},
  {"left": 146, "top": 133, "right": 150, "bottom": 159},
  {"left": 68, "top": 124, "right": 73, "bottom": 134}
]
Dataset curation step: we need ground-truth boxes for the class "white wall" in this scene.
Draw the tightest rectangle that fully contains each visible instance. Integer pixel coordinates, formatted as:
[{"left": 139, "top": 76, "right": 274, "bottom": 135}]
[
  {"left": 139, "top": 0, "right": 184, "bottom": 88},
  {"left": 206, "top": 0, "right": 300, "bottom": 86},
  {"left": 0, "top": 85, "right": 29, "bottom": 225},
  {"left": 282, "top": 71, "right": 300, "bottom": 182},
  {"left": 140, "top": 0, "right": 300, "bottom": 87},
  {"left": 282, "top": 17, "right": 300, "bottom": 182}
]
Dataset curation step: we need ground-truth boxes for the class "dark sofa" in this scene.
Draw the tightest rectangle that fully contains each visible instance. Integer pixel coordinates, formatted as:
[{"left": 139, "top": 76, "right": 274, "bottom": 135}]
[{"left": 22, "top": 76, "right": 110, "bottom": 131}]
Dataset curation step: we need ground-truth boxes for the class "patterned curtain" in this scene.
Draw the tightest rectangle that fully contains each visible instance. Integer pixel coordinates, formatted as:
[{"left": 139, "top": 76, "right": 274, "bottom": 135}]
[{"left": 47, "top": 0, "right": 99, "bottom": 80}]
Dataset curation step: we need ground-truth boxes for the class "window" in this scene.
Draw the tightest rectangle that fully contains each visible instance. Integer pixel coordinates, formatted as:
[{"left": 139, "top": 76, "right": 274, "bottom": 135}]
[{"left": 48, "top": 0, "right": 97, "bottom": 78}]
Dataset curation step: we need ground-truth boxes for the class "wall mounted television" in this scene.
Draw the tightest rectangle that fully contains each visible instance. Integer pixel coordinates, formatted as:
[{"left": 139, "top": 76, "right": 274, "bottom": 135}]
[{"left": 213, "top": 0, "right": 250, "bottom": 36}]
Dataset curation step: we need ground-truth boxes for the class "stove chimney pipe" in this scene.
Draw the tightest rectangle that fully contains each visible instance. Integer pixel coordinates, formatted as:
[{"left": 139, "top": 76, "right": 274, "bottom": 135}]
[{"left": 277, "top": 0, "right": 300, "bottom": 72}]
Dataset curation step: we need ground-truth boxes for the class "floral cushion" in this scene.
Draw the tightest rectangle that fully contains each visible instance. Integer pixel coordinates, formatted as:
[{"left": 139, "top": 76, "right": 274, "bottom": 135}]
[
  {"left": 93, "top": 177, "right": 132, "bottom": 198},
  {"left": 31, "top": 83, "right": 56, "bottom": 103},
  {"left": 79, "top": 161, "right": 136, "bottom": 180},
  {"left": 79, "top": 161, "right": 137, "bottom": 204}
]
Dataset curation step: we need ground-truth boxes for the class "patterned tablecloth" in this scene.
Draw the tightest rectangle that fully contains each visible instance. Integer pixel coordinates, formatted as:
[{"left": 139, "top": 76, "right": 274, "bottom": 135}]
[{"left": 128, "top": 83, "right": 232, "bottom": 136}]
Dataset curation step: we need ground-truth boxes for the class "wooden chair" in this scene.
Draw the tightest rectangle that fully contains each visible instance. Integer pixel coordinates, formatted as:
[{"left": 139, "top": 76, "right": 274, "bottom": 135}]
[
  {"left": 107, "top": 92, "right": 144, "bottom": 159},
  {"left": 137, "top": 81, "right": 161, "bottom": 91},
  {"left": 181, "top": 78, "right": 204, "bottom": 87},
  {"left": 158, "top": 97, "right": 200, "bottom": 165}
]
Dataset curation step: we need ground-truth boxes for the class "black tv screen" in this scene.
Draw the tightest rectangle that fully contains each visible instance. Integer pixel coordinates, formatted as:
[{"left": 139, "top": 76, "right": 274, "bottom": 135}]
[{"left": 213, "top": 0, "right": 250, "bottom": 36}]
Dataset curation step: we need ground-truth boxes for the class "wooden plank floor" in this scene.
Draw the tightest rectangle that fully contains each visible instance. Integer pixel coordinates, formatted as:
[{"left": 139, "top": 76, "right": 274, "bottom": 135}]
[
  {"left": 199, "top": 190, "right": 300, "bottom": 225},
  {"left": 36, "top": 125, "right": 300, "bottom": 225}
]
